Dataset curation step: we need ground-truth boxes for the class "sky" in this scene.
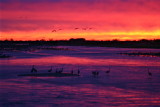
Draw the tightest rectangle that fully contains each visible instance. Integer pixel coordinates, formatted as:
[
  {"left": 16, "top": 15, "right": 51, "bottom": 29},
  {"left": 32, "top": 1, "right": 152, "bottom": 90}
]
[{"left": 0, "top": 0, "right": 160, "bottom": 41}]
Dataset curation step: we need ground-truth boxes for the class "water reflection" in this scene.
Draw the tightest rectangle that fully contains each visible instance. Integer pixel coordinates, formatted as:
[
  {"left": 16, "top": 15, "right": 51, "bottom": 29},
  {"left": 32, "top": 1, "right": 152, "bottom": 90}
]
[
  {"left": 0, "top": 56, "right": 160, "bottom": 66},
  {"left": 0, "top": 47, "right": 160, "bottom": 106},
  {"left": 1, "top": 78, "right": 160, "bottom": 106}
]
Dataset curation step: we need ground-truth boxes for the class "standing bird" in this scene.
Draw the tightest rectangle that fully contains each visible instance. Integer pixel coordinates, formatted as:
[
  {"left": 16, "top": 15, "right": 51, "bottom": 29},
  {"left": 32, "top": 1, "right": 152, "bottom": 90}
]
[
  {"left": 55, "top": 68, "right": 58, "bottom": 73},
  {"left": 31, "top": 65, "right": 37, "bottom": 73},
  {"left": 59, "top": 68, "right": 63, "bottom": 73},
  {"left": 48, "top": 66, "right": 52, "bottom": 72},
  {"left": 77, "top": 69, "right": 80, "bottom": 75},
  {"left": 92, "top": 71, "right": 99, "bottom": 77},
  {"left": 106, "top": 67, "right": 110, "bottom": 74},
  {"left": 147, "top": 68, "right": 152, "bottom": 76},
  {"left": 96, "top": 71, "right": 99, "bottom": 76},
  {"left": 71, "top": 69, "right": 74, "bottom": 74},
  {"left": 92, "top": 71, "right": 96, "bottom": 76}
]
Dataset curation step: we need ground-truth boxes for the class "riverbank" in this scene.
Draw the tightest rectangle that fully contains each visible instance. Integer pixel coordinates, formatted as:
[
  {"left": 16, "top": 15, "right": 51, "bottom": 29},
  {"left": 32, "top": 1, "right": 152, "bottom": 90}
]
[{"left": 1, "top": 39, "right": 160, "bottom": 50}]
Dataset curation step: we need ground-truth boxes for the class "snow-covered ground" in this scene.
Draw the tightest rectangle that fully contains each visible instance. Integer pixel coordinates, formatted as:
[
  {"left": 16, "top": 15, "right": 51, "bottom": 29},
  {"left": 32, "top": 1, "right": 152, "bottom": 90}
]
[{"left": 0, "top": 46, "right": 160, "bottom": 107}]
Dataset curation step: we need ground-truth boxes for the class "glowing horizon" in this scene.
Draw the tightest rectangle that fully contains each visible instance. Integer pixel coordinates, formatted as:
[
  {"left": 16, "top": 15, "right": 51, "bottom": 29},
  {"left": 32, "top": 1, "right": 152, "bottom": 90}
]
[
  {"left": 1, "top": 30, "right": 160, "bottom": 41},
  {"left": 0, "top": 0, "right": 160, "bottom": 41}
]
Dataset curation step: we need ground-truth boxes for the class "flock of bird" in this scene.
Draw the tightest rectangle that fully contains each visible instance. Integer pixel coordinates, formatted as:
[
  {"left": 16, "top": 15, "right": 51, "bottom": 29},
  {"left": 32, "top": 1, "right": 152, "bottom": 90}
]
[
  {"left": 51, "top": 27, "right": 93, "bottom": 32},
  {"left": 31, "top": 65, "right": 81, "bottom": 75},
  {"left": 31, "top": 65, "right": 152, "bottom": 77}
]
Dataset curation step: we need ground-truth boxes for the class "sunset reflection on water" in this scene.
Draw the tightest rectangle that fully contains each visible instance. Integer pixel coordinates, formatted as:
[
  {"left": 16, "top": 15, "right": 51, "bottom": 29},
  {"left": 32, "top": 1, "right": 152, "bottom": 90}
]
[
  {"left": 1, "top": 78, "right": 160, "bottom": 107},
  {"left": 0, "top": 55, "right": 160, "bottom": 67},
  {"left": 0, "top": 47, "right": 160, "bottom": 106}
]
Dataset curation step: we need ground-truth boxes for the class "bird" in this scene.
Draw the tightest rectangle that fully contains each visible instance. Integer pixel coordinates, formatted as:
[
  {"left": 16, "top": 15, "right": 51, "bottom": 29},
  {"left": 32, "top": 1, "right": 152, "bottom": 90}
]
[
  {"left": 92, "top": 71, "right": 96, "bottom": 76},
  {"left": 147, "top": 68, "right": 152, "bottom": 76},
  {"left": 82, "top": 28, "right": 87, "bottom": 30},
  {"left": 96, "top": 71, "right": 99, "bottom": 76},
  {"left": 74, "top": 28, "right": 79, "bottom": 30},
  {"left": 52, "top": 30, "right": 56, "bottom": 32},
  {"left": 48, "top": 66, "right": 52, "bottom": 72},
  {"left": 59, "top": 68, "right": 63, "bottom": 73},
  {"left": 77, "top": 69, "right": 80, "bottom": 75},
  {"left": 55, "top": 68, "right": 58, "bottom": 73},
  {"left": 92, "top": 71, "right": 99, "bottom": 76},
  {"left": 106, "top": 67, "right": 110, "bottom": 74},
  {"left": 31, "top": 65, "right": 37, "bottom": 73},
  {"left": 71, "top": 69, "right": 74, "bottom": 74}
]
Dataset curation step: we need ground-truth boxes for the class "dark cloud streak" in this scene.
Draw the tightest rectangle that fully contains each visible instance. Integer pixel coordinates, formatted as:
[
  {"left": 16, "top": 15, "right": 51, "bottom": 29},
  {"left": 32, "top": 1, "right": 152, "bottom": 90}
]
[{"left": 1, "top": 0, "right": 160, "bottom": 3}]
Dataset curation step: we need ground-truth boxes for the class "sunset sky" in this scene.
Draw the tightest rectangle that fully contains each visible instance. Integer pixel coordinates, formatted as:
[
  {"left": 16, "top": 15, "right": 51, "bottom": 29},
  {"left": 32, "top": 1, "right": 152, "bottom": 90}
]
[{"left": 0, "top": 0, "right": 160, "bottom": 41}]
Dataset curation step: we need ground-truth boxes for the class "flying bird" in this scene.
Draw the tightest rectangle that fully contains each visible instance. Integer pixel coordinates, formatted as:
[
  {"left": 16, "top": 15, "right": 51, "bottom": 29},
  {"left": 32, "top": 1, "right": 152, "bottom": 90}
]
[
  {"left": 52, "top": 30, "right": 56, "bottom": 32},
  {"left": 82, "top": 28, "right": 87, "bottom": 30},
  {"left": 74, "top": 28, "right": 79, "bottom": 30}
]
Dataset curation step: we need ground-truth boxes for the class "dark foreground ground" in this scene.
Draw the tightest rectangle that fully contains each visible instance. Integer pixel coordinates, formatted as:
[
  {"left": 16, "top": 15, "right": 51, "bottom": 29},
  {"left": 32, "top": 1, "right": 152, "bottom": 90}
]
[
  {"left": 1, "top": 39, "right": 160, "bottom": 58},
  {"left": 0, "top": 39, "right": 160, "bottom": 50}
]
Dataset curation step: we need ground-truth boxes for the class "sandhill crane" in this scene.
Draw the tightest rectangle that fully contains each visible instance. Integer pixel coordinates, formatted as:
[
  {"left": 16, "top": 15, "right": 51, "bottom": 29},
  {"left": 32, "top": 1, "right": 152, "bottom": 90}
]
[
  {"left": 147, "top": 68, "right": 152, "bottom": 76},
  {"left": 74, "top": 28, "right": 79, "bottom": 30},
  {"left": 59, "top": 68, "right": 63, "bottom": 73},
  {"left": 48, "top": 66, "right": 52, "bottom": 72},
  {"left": 106, "top": 67, "right": 110, "bottom": 74},
  {"left": 52, "top": 30, "right": 56, "bottom": 32},
  {"left": 77, "top": 69, "right": 80, "bottom": 75},
  {"left": 92, "top": 71, "right": 99, "bottom": 76},
  {"left": 96, "top": 72, "right": 99, "bottom": 76},
  {"left": 82, "top": 28, "right": 87, "bottom": 30},
  {"left": 71, "top": 69, "right": 74, "bottom": 74},
  {"left": 55, "top": 68, "right": 58, "bottom": 73},
  {"left": 92, "top": 71, "right": 96, "bottom": 76},
  {"left": 31, "top": 65, "right": 37, "bottom": 73}
]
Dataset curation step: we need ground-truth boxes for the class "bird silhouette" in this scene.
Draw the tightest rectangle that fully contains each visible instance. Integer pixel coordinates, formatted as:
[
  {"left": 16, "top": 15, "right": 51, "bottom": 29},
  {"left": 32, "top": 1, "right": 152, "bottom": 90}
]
[
  {"left": 55, "top": 68, "right": 58, "bottom": 73},
  {"left": 92, "top": 71, "right": 99, "bottom": 76},
  {"left": 31, "top": 65, "right": 37, "bottom": 73},
  {"left": 71, "top": 69, "right": 74, "bottom": 74},
  {"left": 48, "top": 66, "right": 52, "bottom": 72},
  {"left": 147, "top": 68, "right": 152, "bottom": 76},
  {"left": 96, "top": 71, "right": 99, "bottom": 76},
  {"left": 59, "top": 68, "right": 63, "bottom": 73},
  {"left": 82, "top": 28, "right": 87, "bottom": 30},
  {"left": 77, "top": 69, "right": 80, "bottom": 75},
  {"left": 74, "top": 28, "right": 79, "bottom": 30},
  {"left": 106, "top": 67, "right": 110, "bottom": 74},
  {"left": 52, "top": 30, "right": 56, "bottom": 32}
]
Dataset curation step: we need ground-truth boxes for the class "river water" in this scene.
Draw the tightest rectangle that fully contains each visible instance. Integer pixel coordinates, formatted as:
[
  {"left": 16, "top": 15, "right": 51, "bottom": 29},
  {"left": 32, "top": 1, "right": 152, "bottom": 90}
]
[{"left": 0, "top": 46, "right": 160, "bottom": 107}]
